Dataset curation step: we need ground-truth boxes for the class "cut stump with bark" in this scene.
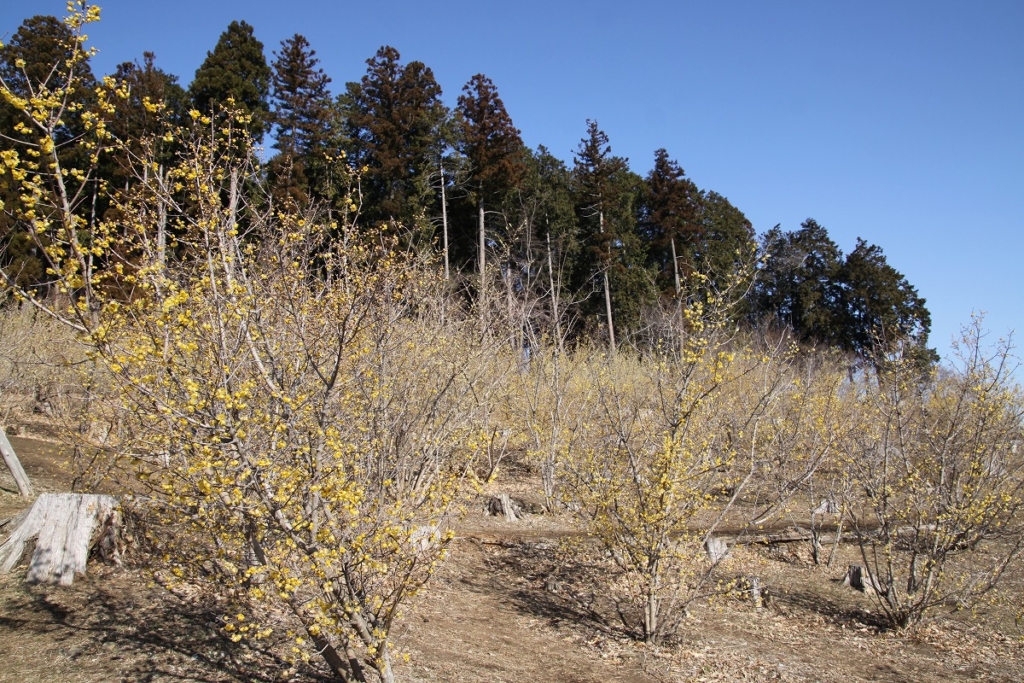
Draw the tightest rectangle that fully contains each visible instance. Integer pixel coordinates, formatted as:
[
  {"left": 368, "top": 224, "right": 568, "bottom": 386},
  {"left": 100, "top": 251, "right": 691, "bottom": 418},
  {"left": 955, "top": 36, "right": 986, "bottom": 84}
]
[
  {"left": 843, "top": 563, "right": 883, "bottom": 596},
  {"left": 0, "top": 425, "right": 32, "bottom": 498},
  {"left": 0, "top": 493, "right": 121, "bottom": 585},
  {"left": 487, "top": 494, "right": 520, "bottom": 522}
]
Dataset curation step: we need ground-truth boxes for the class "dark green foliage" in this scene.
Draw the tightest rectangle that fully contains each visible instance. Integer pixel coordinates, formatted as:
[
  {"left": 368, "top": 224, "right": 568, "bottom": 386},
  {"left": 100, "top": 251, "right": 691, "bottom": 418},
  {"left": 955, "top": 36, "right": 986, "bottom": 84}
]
[
  {"left": 752, "top": 219, "right": 934, "bottom": 365},
  {"left": 189, "top": 20, "right": 271, "bottom": 140},
  {"left": 107, "top": 52, "right": 186, "bottom": 185},
  {"left": 695, "top": 191, "right": 755, "bottom": 285},
  {"left": 753, "top": 219, "right": 844, "bottom": 344},
  {"left": 571, "top": 121, "right": 655, "bottom": 342},
  {"left": 519, "top": 145, "right": 578, "bottom": 260},
  {"left": 454, "top": 73, "right": 526, "bottom": 297},
  {"left": 456, "top": 74, "right": 525, "bottom": 201},
  {"left": 0, "top": 15, "right": 96, "bottom": 108},
  {"left": 268, "top": 34, "right": 334, "bottom": 206},
  {"left": 0, "top": 14, "right": 96, "bottom": 157},
  {"left": 643, "top": 149, "right": 700, "bottom": 286},
  {"left": 642, "top": 150, "right": 754, "bottom": 299},
  {"left": 837, "top": 238, "right": 936, "bottom": 365},
  {"left": 341, "top": 46, "right": 448, "bottom": 236},
  {"left": 111, "top": 53, "right": 187, "bottom": 139}
]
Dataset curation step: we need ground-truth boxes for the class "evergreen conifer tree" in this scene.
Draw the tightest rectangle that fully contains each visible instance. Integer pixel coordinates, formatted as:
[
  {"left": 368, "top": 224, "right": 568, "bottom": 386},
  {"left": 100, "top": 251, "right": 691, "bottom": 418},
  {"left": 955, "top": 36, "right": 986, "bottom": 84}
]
[
  {"left": 189, "top": 20, "right": 271, "bottom": 140},
  {"left": 837, "top": 238, "right": 936, "bottom": 365},
  {"left": 571, "top": 121, "right": 653, "bottom": 351},
  {"left": 107, "top": 52, "right": 186, "bottom": 186},
  {"left": 456, "top": 74, "right": 526, "bottom": 310},
  {"left": 341, "top": 46, "right": 447, "bottom": 235},
  {"left": 643, "top": 150, "right": 754, "bottom": 299},
  {"left": 643, "top": 149, "right": 702, "bottom": 295},
  {"left": 753, "top": 219, "right": 844, "bottom": 344},
  {"left": 268, "top": 34, "right": 333, "bottom": 206}
]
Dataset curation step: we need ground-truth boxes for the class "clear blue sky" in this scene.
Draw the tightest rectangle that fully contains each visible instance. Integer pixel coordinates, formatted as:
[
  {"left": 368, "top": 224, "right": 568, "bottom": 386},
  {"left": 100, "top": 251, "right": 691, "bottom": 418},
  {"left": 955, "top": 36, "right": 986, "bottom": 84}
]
[{"left": 3, "top": 1, "right": 1022, "bottom": 359}]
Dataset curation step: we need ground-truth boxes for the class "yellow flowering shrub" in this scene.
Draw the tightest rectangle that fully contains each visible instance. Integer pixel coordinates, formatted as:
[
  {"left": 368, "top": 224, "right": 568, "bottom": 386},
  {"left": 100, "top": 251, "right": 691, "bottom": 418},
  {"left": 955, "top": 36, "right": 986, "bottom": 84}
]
[
  {"left": 839, "top": 320, "right": 1024, "bottom": 630},
  {"left": 0, "top": 9, "right": 486, "bottom": 680}
]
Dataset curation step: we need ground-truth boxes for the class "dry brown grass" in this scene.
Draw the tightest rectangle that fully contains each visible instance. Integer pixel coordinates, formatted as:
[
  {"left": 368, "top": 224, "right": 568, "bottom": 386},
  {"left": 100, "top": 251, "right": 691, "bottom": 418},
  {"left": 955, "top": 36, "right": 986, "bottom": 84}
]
[{"left": 3, "top": 440, "right": 1023, "bottom": 682}]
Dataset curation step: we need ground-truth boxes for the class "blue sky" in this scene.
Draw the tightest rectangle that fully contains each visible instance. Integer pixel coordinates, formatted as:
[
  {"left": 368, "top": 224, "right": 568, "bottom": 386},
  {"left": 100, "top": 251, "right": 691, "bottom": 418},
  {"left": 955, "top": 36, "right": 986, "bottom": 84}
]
[{"left": 3, "top": 1, "right": 1022, "bottom": 358}]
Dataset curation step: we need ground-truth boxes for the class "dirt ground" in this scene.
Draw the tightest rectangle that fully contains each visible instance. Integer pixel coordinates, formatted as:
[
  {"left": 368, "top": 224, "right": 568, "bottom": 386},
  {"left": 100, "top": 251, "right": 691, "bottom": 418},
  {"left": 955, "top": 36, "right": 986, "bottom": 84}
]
[{"left": 2, "top": 435, "right": 1023, "bottom": 683}]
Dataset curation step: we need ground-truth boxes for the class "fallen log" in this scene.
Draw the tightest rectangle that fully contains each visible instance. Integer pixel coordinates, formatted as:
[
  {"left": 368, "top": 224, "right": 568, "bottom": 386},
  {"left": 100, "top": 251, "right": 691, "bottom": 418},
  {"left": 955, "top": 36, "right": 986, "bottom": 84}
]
[
  {"left": 0, "top": 493, "right": 121, "bottom": 585},
  {"left": 727, "top": 527, "right": 842, "bottom": 546}
]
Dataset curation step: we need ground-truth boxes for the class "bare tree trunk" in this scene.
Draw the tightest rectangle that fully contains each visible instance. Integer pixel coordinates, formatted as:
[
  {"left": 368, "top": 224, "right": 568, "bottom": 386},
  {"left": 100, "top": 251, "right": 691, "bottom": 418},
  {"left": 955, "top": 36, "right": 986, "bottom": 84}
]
[
  {"left": 546, "top": 231, "right": 564, "bottom": 353},
  {"left": 600, "top": 210, "right": 616, "bottom": 355},
  {"left": 644, "top": 591, "right": 658, "bottom": 644},
  {"left": 671, "top": 237, "right": 684, "bottom": 360},
  {"left": 377, "top": 645, "right": 395, "bottom": 683},
  {"left": 157, "top": 164, "right": 167, "bottom": 267},
  {"left": 478, "top": 193, "right": 487, "bottom": 335},
  {"left": 229, "top": 168, "right": 238, "bottom": 232},
  {"left": 671, "top": 237, "right": 681, "bottom": 296},
  {"left": 440, "top": 161, "right": 449, "bottom": 281},
  {"left": 0, "top": 425, "right": 31, "bottom": 498}
]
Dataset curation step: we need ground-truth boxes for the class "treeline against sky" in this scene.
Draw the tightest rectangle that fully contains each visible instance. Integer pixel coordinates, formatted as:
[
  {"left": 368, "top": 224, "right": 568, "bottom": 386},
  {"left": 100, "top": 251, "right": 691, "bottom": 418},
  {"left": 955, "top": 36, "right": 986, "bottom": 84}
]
[{"left": 0, "top": 13, "right": 934, "bottom": 363}]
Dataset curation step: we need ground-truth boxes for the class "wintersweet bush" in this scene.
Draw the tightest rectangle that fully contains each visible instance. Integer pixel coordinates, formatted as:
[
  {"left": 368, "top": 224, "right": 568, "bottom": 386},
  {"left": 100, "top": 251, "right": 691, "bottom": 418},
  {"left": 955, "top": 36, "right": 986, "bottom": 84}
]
[
  {"left": 0, "top": 9, "right": 489, "bottom": 680},
  {"left": 840, "top": 322, "right": 1024, "bottom": 630}
]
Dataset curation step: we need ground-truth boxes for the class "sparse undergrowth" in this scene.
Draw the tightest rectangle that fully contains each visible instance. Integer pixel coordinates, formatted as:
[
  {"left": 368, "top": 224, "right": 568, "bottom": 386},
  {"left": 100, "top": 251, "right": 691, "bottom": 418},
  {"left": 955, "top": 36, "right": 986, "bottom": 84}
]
[
  {"left": 2, "top": 439, "right": 1024, "bottom": 682},
  {"left": 1, "top": 5, "right": 1022, "bottom": 682}
]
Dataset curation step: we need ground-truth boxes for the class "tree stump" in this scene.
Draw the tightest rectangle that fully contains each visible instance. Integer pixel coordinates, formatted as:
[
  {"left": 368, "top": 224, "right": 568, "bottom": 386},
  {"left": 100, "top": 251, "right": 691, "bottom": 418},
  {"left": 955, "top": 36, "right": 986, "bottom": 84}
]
[
  {"left": 747, "top": 575, "right": 764, "bottom": 609},
  {"left": 486, "top": 494, "right": 519, "bottom": 522},
  {"left": 0, "top": 425, "right": 32, "bottom": 498},
  {"left": 0, "top": 493, "right": 121, "bottom": 585},
  {"left": 843, "top": 563, "right": 882, "bottom": 595},
  {"left": 705, "top": 536, "right": 729, "bottom": 564}
]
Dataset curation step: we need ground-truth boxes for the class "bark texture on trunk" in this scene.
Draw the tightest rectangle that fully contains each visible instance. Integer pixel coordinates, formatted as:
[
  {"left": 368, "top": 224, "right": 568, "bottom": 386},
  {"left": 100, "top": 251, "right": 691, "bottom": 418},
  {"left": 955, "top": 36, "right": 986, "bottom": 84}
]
[
  {"left": 0, "top": 426, "right": 32, "bottom": 498},
  {"left": 0, "top": 493, "right": 121, "bottom": 585}
]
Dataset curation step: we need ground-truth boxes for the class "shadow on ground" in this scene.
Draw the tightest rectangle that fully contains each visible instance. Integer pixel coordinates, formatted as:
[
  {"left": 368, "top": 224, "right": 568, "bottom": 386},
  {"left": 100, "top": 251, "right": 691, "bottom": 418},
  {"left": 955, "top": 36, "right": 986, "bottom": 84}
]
[{"left": 0, "top": 569, "right": 332, "bottom": 682}]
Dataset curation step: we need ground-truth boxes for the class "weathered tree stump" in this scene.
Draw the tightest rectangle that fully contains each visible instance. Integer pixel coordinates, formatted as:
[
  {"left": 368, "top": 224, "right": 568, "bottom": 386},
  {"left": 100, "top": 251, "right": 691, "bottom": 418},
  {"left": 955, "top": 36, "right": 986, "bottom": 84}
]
[
  {"left": 705, "top": 536, "right": 729, "bottom": 563},
  {"left": 0, "top": 493, "right": 121, "bottom": 585},
  {"left": 843, "top": 563, "right": 882, "bottom": 595},
  {"left": 486, "top": 494, "right": 520, "bottom": 522},
  {"left": 0, "top": 425, "right": 32, "bottom": 498},
  {"left": 33, "top": 385, "right": 53, "bottom": 416},
  {"left": 747, "top": 575, "right": 764, "bottom": 609}
]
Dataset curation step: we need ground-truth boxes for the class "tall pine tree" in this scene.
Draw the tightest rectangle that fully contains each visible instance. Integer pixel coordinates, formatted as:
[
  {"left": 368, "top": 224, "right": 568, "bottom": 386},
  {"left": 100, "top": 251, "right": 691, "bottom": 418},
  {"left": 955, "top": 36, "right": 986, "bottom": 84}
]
[
  {"left": 456, "top": 74, "right": 526, "bottom": 311},
  {"left": 643, "top": 149, "right": 702, "bottom": 296},
  {"left": 694, "top": 191, "right": 755, "bottom": 291},
  {"left": 106, "top": 52, "right": 186, "bottom": 187},
  {"left": 189, "top": 20, "right": 271, "bottom": 140},
  {"left": 751, "top": 219, "right": 934, "bottom": 365},
  {"left": 341, "top": 46, "right": 447, "bottom": 238},
  {"left": 837, "top": 238, "right": 935, "bottom": 365},
  {"left": 269, "top": 34, "right": 333, "bottom": 206},
  {"left": 571, "top": 121, "right": 653, "bottom": 352},
  {"left": 643, "top": 150, "right": 754, "bottom": 300},
  {"left": 753, "top": 219, "right": 844, "bottom": 344}
]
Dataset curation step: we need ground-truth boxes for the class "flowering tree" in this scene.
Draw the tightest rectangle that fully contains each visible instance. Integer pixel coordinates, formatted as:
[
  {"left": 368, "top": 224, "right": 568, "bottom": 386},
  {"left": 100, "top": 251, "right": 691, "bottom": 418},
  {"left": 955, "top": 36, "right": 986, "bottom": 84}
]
[
  {"left": 0, "top": 6, "right": 488, "bottom": 681},
  {"left": 840, "top": 323, "right": 1024, "bottom": 630},
  {"left": 556, "top": 297, "right": 788, "bottom": 643}
]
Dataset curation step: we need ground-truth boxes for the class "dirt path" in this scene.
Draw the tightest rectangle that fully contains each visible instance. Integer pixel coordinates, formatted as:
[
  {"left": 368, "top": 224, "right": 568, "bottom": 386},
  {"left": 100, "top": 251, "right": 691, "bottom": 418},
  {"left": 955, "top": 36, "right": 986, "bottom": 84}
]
[{"left": 2, "top": 437, "right": 1023, "bottom": 682}]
